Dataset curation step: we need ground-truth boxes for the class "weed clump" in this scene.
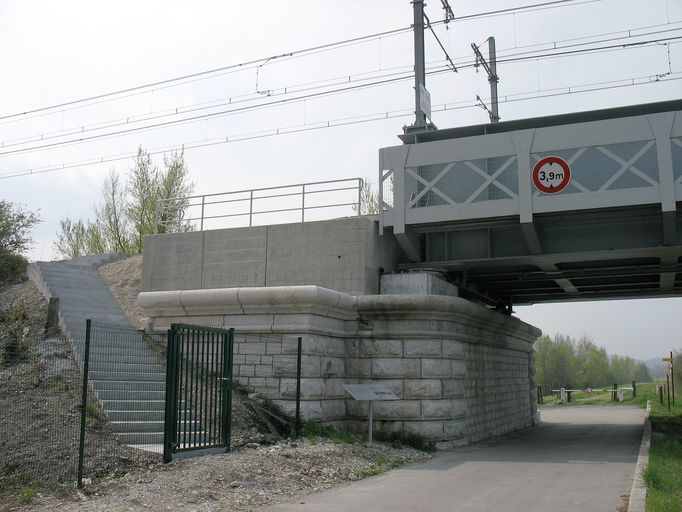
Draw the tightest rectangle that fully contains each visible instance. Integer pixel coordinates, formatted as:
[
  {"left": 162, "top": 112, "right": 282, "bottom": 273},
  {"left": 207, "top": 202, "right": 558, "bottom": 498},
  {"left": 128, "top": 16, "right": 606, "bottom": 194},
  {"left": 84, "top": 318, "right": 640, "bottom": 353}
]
[
  {"left": 302, "top": 421, "right": 356, "bottom": 444},
  {"left": 374, "top": 431, "right": 437, "bottom": 452},
  {"left": 0, "top": 300, "right": 31, "bottom": 364}
]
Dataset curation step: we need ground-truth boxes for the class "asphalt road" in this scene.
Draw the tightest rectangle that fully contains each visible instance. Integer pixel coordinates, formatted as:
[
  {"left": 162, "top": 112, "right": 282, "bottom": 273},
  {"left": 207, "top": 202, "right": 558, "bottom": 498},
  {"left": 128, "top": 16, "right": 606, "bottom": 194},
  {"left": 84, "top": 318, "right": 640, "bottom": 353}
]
[{"left": 263, "top": 406, "right": 645, "bottom": 512}]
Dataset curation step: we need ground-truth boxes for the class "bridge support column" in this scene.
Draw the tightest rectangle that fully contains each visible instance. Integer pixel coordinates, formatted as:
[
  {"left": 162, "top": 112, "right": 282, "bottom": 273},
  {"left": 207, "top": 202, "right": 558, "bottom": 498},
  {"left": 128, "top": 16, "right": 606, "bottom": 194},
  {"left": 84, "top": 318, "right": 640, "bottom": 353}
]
[
  {"left": 512, "top": 129, "right": 542, "bottom": 255},
  {"left": 648, "top": 112, "right": 677, "bottom": 246}
]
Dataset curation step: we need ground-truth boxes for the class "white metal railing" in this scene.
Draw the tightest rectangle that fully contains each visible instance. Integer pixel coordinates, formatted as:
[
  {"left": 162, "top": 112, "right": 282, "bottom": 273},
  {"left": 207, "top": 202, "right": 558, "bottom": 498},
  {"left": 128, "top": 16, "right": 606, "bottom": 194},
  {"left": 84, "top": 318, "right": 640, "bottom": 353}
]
[{"left": 155, "top": 177, "right": 364, "bottom": 233}]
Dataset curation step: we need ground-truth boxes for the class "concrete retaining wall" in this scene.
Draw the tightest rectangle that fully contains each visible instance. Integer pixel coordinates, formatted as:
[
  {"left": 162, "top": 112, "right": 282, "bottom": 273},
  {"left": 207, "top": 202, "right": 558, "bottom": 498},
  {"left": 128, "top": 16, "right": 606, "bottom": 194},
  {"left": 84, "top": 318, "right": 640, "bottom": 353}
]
[
  {"left": 142, "top": 217, "right": 400, "bottom": 295},
  {"left": 138, "top": 284, "right": 540, "bottom": 448}
]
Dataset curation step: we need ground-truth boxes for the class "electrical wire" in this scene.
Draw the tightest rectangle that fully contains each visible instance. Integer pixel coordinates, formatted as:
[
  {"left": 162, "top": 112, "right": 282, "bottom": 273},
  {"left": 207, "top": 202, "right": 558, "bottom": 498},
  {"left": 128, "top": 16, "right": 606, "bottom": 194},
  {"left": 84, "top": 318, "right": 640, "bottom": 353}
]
[
  {"left": 4, "top": 21, "right": 679, "bottom": 151},
  {"left": 0, "top": 66, "right": 454, "bottom": 158},
  {"left": 3, "top": 32, "right": 679, "bottom": 158},
  {"left": 0, "top": 0, "right": 607, "bottom": 122},
  {"left": 2, "top": 70, "right": 678, "bottom": 180}
]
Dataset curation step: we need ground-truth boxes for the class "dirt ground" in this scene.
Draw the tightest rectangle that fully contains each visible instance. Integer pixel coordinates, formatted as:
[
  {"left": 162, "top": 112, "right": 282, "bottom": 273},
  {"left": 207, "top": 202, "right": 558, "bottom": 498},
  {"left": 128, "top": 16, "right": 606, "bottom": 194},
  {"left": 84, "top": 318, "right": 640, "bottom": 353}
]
[
  {"left": 27, "top": 441, "right": 428, "bottom": 512},
  {"left": 98, "top": 255, "right": 145, "bottom": 330},
  {"left": 0, "top": 260, "right": 431, "bottom": 511}
]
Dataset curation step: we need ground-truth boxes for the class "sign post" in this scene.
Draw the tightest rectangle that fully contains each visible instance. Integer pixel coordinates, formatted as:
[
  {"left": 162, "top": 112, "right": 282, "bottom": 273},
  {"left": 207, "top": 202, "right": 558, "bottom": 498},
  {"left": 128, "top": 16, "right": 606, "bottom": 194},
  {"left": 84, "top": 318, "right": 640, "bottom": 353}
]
[
  {"left": 343, "top": 383, "right": 399, "bottom": 444},
  {"left": 663, "top": 352, "right": 675, "bottom": 406}
]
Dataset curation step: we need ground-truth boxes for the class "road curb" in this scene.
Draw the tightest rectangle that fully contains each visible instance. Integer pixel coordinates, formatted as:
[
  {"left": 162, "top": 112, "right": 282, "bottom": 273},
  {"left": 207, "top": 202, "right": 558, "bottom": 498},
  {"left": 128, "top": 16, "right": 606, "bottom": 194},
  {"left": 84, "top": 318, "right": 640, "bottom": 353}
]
[{"left": 627, "top": 400, "right": 651, "bottom": 512}]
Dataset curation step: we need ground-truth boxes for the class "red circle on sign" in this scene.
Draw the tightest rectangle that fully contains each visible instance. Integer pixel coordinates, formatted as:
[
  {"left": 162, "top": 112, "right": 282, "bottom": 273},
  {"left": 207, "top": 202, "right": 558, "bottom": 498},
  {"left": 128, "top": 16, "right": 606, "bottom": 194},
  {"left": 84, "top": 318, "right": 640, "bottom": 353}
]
[{"left": 532, "top": 156, "right": 571, "bottom": 194}]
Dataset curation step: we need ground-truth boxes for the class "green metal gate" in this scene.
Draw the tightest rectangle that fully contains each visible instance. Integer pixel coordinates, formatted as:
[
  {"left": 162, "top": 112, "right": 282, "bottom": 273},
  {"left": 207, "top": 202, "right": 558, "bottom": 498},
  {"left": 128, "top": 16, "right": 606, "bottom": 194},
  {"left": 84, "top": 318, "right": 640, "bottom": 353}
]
[{"left": 163, "top": 324, "right": 234, "bottom": 462}]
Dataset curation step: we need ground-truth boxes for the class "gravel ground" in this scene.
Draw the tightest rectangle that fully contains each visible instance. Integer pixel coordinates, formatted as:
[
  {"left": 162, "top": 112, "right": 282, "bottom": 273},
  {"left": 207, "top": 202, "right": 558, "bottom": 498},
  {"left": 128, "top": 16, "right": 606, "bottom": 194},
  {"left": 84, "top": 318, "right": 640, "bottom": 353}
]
[
  {"left": 1, "top": 259, "right": 432, "bottom": 511},
  {"left": 26, "top": 440, "right": 429, "bottom": 512}
]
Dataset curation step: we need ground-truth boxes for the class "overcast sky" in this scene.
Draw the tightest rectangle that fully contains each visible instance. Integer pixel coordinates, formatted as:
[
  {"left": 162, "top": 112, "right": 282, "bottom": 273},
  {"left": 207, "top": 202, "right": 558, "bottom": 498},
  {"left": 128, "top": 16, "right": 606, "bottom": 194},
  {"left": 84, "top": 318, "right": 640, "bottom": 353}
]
[{"left": 1, "top": 0, "right": 681, "bottom": 360}]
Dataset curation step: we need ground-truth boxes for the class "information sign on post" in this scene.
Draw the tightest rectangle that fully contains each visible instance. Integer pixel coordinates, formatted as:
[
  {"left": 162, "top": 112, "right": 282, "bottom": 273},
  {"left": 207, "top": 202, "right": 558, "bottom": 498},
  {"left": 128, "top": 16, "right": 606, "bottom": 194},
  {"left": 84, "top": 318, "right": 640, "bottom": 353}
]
[{"left": 343, "top": 383, "right": 399, "bottom": 444}]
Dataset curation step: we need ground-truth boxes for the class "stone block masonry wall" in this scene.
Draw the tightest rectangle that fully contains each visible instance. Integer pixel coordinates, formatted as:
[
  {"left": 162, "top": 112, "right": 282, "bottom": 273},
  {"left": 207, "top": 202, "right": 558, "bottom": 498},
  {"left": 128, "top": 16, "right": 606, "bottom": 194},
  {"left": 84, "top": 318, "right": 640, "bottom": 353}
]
[
  {"left": 464, "top": 344, "right": 534, "bottom": 443},
  {"left": 344, "top": 338, "right": 468, "bottom": 449},
  {"left": 232, "top": 333, "right": 348, "bottom": 422},
  {"left": 138, "top": 284, "right": 541, "bottom": 448}
]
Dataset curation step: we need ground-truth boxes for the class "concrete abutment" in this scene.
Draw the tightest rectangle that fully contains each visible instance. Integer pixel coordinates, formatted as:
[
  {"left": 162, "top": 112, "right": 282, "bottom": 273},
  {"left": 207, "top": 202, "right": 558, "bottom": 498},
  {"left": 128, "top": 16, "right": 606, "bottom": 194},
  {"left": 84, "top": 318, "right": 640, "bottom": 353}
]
[{"left": 139, "top": 218, "right": 540, "bottom": 448}]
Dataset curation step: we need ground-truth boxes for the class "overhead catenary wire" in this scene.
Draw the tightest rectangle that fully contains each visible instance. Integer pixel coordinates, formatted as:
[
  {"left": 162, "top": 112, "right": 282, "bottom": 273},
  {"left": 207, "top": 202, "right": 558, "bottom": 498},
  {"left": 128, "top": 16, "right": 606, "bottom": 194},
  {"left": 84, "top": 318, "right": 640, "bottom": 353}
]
[
  {"left": 2, "top": 33, "right": 679, "bottom": 159},
  {"left": 3, "top": 20, "right": 679, "bottom": 151},
  {"left": 2, "top": 70, "right": 678, "bottom": 180},
  {"left": 0, "top": 0, "right": 606, "bottom": 122}
]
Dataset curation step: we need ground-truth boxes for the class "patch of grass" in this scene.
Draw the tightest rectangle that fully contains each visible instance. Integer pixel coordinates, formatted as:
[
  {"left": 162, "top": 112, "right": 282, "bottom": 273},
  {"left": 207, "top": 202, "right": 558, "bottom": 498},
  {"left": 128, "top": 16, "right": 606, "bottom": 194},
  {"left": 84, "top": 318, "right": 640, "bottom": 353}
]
[
  {"left": 302, "top": 421, "right": 356, "bottom": 444},
  {"left": 355, "top": 466, "right": 384, "bottom": 478},
  {"left": 355, "top": 455, "right": 405, "bottom": 479},
  {"left": 49, "top": 373, "right": 69, "bottom": 393},
  {"left": 641, "top": 381, "right": 682, "bottom": 512},
  {"left": 374, "top": 431, "right": 437, "bottom": 453},
  {"left": 645, "top": 437, "right": 682, "bottom": 512},
  {"left": 85, "top": 403, "right": 98, "bottom": 427},
  {"left": 18, "top": 486, "right": 37, "bottom": 504}
]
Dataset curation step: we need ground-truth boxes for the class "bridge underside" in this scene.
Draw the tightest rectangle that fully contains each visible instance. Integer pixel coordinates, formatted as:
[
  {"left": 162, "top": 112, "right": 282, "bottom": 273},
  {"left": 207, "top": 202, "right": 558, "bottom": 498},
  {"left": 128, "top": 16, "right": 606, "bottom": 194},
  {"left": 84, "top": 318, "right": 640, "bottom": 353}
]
[
  {"left": 380, "top": 100, "right": 682, "bottom": 307},
  {"left": 403, "top": 205, "right": 682, "bottom": 305}
]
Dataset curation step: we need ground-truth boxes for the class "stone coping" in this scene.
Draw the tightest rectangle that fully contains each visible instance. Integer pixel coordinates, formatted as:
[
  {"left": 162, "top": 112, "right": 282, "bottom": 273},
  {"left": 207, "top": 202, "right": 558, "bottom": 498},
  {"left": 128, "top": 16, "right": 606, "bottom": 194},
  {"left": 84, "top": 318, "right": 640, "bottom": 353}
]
[
  {"left": 356, "top": 294, "right": 541, "bottom": 346},
  {"left": 138, "top": 285, "right": 357, "bottom": 320},
  {"left": 138, "top": 285, "right": 540, "bottom": 348}
]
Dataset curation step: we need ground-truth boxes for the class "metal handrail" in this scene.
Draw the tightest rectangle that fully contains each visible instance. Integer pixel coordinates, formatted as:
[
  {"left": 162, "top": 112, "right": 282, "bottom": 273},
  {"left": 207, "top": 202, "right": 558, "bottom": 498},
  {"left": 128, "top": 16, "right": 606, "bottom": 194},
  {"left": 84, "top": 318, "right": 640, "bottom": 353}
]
[{"left": 155, "top": 177, "right": 364, "bottom": 232}]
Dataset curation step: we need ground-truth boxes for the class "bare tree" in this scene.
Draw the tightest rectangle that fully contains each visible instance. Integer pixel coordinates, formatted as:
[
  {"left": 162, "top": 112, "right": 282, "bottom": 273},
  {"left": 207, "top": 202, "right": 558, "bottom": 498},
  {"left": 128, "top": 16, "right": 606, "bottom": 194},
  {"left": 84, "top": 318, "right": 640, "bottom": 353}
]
[
  {"left": 353, "top": 178, "right": 379, "bottom": 215},
  {"left": 55, "top": 147, "right": 194, "bottom": 257},
  {"left": 95, "top": 170, "right": 131, "bottom": 253}
]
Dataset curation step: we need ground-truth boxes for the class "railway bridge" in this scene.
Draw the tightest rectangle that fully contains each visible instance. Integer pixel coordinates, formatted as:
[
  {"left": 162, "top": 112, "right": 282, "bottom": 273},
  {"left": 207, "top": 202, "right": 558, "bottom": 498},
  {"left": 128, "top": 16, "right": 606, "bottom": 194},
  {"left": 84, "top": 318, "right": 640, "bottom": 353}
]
[
  {"left": 138, "top": 100, "right": 682, "bottom": 448},
  {"left": 380, "top": 99, "right": 682, "bottom": 307}
]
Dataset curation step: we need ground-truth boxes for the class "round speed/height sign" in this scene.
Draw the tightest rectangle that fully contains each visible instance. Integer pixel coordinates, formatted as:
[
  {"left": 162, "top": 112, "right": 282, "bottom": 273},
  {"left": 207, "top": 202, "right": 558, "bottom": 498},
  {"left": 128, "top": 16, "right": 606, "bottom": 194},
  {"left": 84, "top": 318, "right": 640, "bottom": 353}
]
[{"left": 532, "top": 156, "right": 571, "bottom": 194}]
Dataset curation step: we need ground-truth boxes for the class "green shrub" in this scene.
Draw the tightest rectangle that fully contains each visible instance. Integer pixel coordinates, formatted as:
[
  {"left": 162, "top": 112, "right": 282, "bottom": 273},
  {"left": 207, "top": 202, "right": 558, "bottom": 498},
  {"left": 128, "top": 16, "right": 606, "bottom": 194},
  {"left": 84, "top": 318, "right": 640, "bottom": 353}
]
[
  {"left": 18, "top": 486, "right": 36, "bottom": 504},
  {"left": 0, "top": 300, "right": 31, "bottom": 363},
  {"left": 374, "top": 431, "right": 437, "bottom": 452},
  {"left": 0, "top": 252, "right": 28, "bottom": 286},
  {"left": 302, "top": 421, "right": 356, "bottom": 444}
]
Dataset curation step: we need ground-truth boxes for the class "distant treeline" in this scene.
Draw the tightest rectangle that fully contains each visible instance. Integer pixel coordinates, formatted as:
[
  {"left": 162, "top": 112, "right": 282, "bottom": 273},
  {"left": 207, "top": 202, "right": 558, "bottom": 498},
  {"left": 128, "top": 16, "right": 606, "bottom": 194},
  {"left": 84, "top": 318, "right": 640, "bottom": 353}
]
[{"left": 534, "top": 334, "right": 651, "bottom": 394}]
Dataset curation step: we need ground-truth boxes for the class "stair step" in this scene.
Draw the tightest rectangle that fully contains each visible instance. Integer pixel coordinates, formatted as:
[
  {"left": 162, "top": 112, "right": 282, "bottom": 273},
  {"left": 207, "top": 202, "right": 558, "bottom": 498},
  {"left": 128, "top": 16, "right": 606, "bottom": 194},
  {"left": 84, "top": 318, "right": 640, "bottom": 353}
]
[
  {"left": 108, "top": 410, "right": 165, "bottom": 422},
  {"left": 97, "top": 390, "right": 166, "bottom": 401},
  {"left": 88, "top": 354, "right": 165, "bottom": 365},
  {"left": 102, "top": 399, "right": 166, "bottom": 411},
  {"left": 90, "top": 371, "right": 166, "bottom": 382},
  {"left": 115, "top": 432, "right": 165, "bottom": 444},
  {"left": 88, "top": 363, "right": 165, "bottom": 373},
  {"left": 111, "top": 420, "right": 200, "bottom": 433},
  {"left": 93, "top": 380, "right": 166, "bottom": 392},
  {"left": 115, "top": 431, "right": 207, "bottom": 445},
  {"left": 107, "top": 408, "right": 193, "bottom": 422}
]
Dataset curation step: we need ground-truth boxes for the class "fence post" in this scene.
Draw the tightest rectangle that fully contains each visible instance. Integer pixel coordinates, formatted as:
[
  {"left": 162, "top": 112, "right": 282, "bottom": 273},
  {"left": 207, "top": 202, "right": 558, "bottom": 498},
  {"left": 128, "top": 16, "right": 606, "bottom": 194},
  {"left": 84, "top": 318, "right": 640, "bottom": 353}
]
[
  {"left": 45, "top": 297, "right": 60, "bottom": 336},
  {"left": 666, "top": 375, "right": 671, "bottom": 411},
  {"left": 611, "top": 383, "right": 617, "bottom": 401},
  {"left": 77, "top": 319, "right": 92, "bottom": 487},
  {"left": 200, "top": 196, "right": 205, "bottom": 231},
  {"left": 249, "top": 190, "right": 254, "bottom": 227},
  {"left": 225, "top": 328, "right": 234, "bottom": 452},
  {"left": 632, "top": 380, "right": 636, "bottom": 399},
  {"left": 670, "top": 351, "right": 675, "bottom": 406},
  {"left": 358, "top": 178, "right": 363, "bottom": 216},
  {"left": 295, "top": 337, "right": 302, "bottom": 438},
  {"left": 163, "top": 327, "right": 177, "bottom": 463},
  {"left": 301, "top": 185, "right": 306, "bottom": 222}
]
